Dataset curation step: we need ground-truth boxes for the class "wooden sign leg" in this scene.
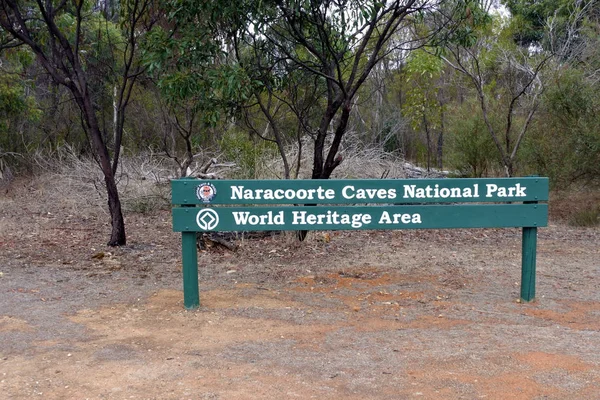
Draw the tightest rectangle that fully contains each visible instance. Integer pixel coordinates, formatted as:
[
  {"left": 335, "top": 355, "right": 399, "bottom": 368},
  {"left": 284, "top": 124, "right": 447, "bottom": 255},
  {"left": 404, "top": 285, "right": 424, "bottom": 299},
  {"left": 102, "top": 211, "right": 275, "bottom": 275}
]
[
  {"left": 182, "top": 231, "right": 200, "bottom": 309},
  {"left": 520, "top": 226, "right": 537, "bottom": 302}
]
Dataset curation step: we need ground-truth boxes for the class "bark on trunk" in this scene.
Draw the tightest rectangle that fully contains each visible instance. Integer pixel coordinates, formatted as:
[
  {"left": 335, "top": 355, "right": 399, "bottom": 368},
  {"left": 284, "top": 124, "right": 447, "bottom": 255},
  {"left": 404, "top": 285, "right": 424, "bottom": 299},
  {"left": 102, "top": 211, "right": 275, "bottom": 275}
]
[
  {"left": 105, "top": 171, "right": 127, "bottom": 246},
  {"left": 298, "top": 104, "right": 349, "bottom": 241},
  {"left": 437, "top": 131, "right": 444, "bottom": 170},
  {"left": 80, "top": 91, "right": 127, "bottom": 246}
]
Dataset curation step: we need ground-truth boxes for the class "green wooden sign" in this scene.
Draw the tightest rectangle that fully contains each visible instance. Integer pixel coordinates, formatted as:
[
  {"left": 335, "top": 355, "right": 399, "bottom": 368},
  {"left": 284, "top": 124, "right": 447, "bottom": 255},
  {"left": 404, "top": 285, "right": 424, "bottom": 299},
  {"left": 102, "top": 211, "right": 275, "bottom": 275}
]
[
  {"left": 172, "top": 204, "right": 548, "bottom": 232},
  {"left": 171, "top": 177, "right": 550, "bottom": 309},
  {"left": 172, "top": 177, "right": 549, "bottom": 205}
]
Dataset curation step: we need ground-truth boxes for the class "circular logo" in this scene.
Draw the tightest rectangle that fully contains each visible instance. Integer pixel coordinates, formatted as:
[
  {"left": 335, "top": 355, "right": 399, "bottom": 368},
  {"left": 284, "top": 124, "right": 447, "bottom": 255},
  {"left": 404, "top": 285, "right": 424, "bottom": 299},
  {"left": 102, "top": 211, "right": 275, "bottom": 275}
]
[
  {"left": 196, "top": 209, "right": 219, "bottom": 231},
  {"left": 196, "top": 183, "right": 217, "bottom": 203}
]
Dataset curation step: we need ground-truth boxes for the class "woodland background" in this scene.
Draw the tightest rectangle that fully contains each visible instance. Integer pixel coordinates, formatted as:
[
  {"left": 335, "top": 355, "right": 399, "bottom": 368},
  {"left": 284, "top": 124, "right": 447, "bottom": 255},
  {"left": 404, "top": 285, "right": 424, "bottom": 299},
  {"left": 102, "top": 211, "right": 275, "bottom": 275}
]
[{"left": 1, "top": 0, "right": 599, "bottom": 244}]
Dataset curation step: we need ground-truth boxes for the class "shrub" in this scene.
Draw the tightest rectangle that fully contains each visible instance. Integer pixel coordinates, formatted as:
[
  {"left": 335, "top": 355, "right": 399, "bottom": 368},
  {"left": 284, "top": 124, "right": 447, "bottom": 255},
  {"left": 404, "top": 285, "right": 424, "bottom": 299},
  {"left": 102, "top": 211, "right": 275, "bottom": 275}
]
[{"left": 446, "top": 102, "right": 498, "bottom": 177}]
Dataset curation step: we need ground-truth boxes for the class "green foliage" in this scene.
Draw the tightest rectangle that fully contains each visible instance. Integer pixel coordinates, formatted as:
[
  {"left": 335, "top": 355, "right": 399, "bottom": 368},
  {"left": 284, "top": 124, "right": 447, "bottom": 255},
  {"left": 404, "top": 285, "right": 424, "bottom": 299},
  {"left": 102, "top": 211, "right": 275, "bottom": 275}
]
[
  {"left": 0, "top": 82, "right": 26, "bottom": 117},
  {"left": 523, "top": 69, "right": 600, "bottom": 187},
  {"left": 402, "top": 50, "right": 444, "bottom": 132},
  {"left": 446, "top": 102, "right": 498, "bottom": 177},
  {"left": 219, "top": 129, "right": 277, "bottom": 179},
  {"left": 0, "top": 0, "right": 599, "bottom": 198},
  {"left": 143, "top": 1, "right": 254, "bottom": 126},
  {"left": 140, "top": 0, "right": 259, "bottom": 176},
  {"left": 0, "top": 49, "right": 42, "bottom": 152},
  {"left": 84, "top": 15, "right": 126, "bottom": 76},
  {"left": 432, "top": 0, "right": 493, "bottom": 49},
  {"left": 503, "top": 0, "right": 576, "bottom": 47}
]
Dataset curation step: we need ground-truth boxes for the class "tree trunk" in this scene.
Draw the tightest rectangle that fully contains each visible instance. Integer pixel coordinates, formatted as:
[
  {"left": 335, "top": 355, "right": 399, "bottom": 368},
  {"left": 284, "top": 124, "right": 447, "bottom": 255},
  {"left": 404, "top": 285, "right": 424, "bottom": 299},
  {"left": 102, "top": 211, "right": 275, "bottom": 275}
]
[
  {"left": 423, "top": 115, "right": 431, "bottom": 172},
  {"left": 298, "top": 103, "right": 349, "bottom": 241},
  {"left": 437, "top": 107, "right": 445, "bottom": 170},
  {"left": 505, "top": 160, "right": 514, "bottom": 178},
  {"left": 105, "top": 170, "right": 127, "bottom": 246},
  {"left": 81, "top": 92, "right": 127, "bottom": 246},
  {"left": 437, "top": 131, "right": 444, "bottom": 170},
  {"left": 0, "top": 0, "right": 131, "bottom": 247},
  {"left": 312, "top": 102, "right": 339, "bottom": 179}
]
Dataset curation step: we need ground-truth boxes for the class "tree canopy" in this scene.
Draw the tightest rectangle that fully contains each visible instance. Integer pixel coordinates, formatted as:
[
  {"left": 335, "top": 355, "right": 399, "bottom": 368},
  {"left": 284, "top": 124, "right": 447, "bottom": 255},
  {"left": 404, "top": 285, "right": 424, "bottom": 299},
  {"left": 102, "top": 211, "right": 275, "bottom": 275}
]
[{"left": 1, "top": 0, "right": 599, "bottom": 244}]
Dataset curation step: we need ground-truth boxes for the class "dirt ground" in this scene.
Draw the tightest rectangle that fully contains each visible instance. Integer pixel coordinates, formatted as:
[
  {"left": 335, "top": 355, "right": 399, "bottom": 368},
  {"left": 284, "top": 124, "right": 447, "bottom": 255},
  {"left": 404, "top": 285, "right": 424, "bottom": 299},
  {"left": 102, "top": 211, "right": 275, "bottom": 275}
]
[{"left": 1, "top": 179, "right": 599, "bottom": 399}]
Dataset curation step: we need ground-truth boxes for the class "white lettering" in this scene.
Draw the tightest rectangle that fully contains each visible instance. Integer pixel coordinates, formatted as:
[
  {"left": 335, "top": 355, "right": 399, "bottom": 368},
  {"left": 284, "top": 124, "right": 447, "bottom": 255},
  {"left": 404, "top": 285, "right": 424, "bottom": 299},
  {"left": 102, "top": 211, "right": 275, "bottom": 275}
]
[
  {"left": 231, "top": 186, "right": 244, "bottom": 199},
  {"left": 404, "top": 184, "right": 481, "bottom": 199},
  {"left": 378, "top": 212, "right": 422, "bottom": 225},
  {"left": 342, "top": 185, "right": 355, "bottom": 199},
  {"left": 232, "top": 211, "right": 284, "bottom": 225},
  {"left": 273, "top": 211, "right": 284, "bottom": 224},
  {"left": 379, "top": 211, "right": 391, "bottom": 224},
  {"left": 296, "top": 189, "right": 307, "bottom": 200},
  {"left": 232, "top": 211, "right": 250, "bottom": 224},
  {"left": 486, "top": 184, "right": 498, "bottom": 197},
  {"left": 353, "top": 213, "right": 371, "bottom": 228},
  {"left": 291, "top": 210, "right": 371, "bottom": 228},
  {"left": 293, "top": 211, "right": 307, "bottom": 224}
]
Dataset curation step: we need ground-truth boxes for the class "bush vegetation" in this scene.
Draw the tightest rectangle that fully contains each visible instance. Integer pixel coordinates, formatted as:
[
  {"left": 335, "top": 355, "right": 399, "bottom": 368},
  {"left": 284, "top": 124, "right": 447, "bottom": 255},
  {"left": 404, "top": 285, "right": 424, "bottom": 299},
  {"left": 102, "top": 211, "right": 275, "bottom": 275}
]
[{"left": 1, "top": 1, "right": 598, "bottom": 243}]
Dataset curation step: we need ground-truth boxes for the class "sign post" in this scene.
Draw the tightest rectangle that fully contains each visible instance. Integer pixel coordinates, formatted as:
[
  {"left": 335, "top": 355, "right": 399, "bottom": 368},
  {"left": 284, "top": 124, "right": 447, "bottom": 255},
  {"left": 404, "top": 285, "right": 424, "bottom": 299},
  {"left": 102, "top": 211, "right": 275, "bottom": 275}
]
[{"left": 172, "top": 178, "right": 549, "bottom": 309}]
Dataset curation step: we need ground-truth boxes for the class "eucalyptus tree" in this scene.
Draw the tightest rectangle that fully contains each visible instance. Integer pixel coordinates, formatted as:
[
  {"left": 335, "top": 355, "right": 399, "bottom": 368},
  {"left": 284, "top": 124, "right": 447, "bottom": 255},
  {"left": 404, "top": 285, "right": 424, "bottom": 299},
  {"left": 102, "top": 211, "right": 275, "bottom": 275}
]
[
  {"left": 143, "top": 0, "right": 254, "bottom": 177},
  {"left": 401, "top": 49, "right": 447, "bottom": 171},
  {"left": 0, "top": 47, "right": 40, "bottom": 153},
  {"left": 238, "top": 0, "right": 464, "bottom": 180},
  {"left": 507, "top": 0, "right": 600, "bottom": 185},
  {"left": 0, "top": 0, "right": 157, "bottom": 245},
  {"left": 502, "top": 0, "right": 597, "bottom": 54},
  {"left": 236, "top": 32, "right": 324, "bottom": 179},
  {"left": 439, "top": 3, "right": 552, "bottom": 177}
]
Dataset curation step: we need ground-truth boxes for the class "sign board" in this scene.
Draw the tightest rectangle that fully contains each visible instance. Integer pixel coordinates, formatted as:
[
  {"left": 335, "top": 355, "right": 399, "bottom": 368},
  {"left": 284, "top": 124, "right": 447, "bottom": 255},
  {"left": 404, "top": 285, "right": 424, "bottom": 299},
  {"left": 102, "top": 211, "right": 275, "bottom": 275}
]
[
  {"left": 172, "top": 204, "right": 547, "bottom": 232},
  {"left": 172, "top": 177, "right": 548, "bottom": 232},
  {"left": 171, "top": 177, "right": 549, "bottom": 309},
  {"left": 171, "top": 177, "right": 549, "bottom": 205}
]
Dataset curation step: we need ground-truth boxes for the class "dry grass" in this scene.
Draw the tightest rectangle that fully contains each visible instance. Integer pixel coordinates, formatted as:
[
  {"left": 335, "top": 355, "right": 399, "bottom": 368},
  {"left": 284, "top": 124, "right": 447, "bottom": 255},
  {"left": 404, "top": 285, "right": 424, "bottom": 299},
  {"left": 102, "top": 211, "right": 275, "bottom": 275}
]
[
  {"left": 7, "top": 144, "right": 597, "bottom": 227},
  {"left": 257, "top": 136, "right": 408, "bottom": 179},
  {"left": 550, "top": 190, "right": 600, "bottom": 226},
  {"left": 17, "top": 149, "right": 175, "bottom": 217}
]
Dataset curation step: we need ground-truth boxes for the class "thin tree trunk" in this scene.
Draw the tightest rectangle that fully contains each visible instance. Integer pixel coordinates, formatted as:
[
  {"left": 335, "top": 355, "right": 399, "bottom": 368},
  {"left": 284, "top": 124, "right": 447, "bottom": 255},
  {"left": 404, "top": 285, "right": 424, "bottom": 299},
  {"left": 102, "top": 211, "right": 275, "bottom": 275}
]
[
  {"left": 320, "top": 104, "right": 350, "bottom": 179},
  {"left": 437, "top": 107, "right": 445, "bottom": 170},
  {"left": 437, "top": 131, "right": 443, "bottom": 170},
  {"left": 80, "top": 92, "right": 127, "bottom": 246},
  {"left": 105, "top": 170, "right": 127, "bottom": 245},
  {"left": 255, "top": 94, "right": 291, "bottom": 179},
  {"left": 423, "top": 114, "right": 431, "bottom": 172}
]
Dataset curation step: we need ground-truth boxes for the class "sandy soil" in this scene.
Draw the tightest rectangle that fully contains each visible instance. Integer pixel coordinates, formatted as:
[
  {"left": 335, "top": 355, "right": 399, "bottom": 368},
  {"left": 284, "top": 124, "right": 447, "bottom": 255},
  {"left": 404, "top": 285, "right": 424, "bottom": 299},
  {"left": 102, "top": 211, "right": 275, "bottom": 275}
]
[{"left": 1, "top": 180, "right": 599, "bottom": 399}]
